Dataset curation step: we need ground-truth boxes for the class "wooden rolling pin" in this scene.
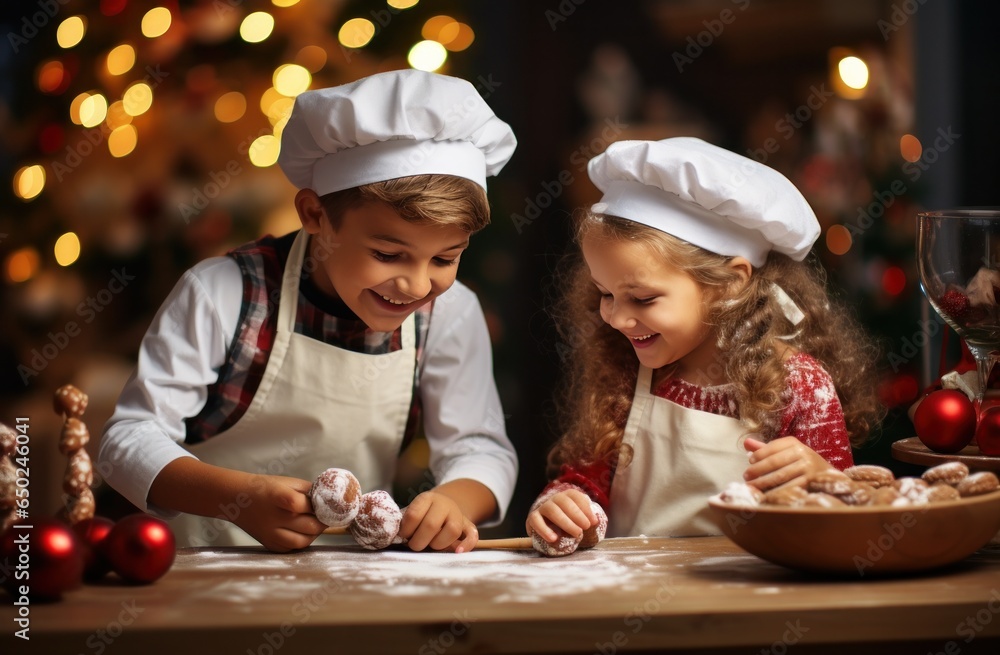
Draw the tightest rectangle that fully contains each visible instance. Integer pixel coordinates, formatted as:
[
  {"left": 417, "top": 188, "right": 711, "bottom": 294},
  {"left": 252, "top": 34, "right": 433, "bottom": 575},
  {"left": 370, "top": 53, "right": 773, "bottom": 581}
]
[{"left": 322, "top": 525, "right": 532, "bottom": 550}]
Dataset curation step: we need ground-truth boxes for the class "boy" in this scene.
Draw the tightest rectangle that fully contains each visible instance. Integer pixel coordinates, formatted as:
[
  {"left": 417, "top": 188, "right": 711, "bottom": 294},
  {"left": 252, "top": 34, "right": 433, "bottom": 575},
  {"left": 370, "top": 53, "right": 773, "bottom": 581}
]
[{"left": 99, "top": 70, "right": 519, "bottom": 552}]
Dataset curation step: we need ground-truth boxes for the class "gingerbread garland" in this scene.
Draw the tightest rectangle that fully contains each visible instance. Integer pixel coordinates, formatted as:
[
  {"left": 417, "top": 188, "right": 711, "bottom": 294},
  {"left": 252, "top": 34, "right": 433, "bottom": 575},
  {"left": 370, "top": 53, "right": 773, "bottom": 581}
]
[
  {"left": 54, "top": 385, "right": 95, "bottom": 525},
  {"left": 0, "top": 423, "right": 18, "bottom": 533}
]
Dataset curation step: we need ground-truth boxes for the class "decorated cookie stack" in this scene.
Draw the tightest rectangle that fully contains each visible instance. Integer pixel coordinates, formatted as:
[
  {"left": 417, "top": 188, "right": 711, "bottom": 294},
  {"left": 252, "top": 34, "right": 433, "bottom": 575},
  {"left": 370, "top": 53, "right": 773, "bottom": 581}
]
[
  {"left": 0, "top": 424, "right": 18, "bottom": 533},
  {"left": 717, "top": 462, "right": 1000, "bottom": 509},
  {"left": 54, "top": 385, "right": 96, "bottom": 525}
]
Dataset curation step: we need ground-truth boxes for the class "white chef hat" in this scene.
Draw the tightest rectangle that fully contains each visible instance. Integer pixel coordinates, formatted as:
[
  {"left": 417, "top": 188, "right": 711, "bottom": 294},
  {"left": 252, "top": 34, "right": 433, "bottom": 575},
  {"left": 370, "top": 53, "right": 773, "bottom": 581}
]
[
  {"left": 278, "top": 69, "right": 517, "bottom": 195},
  {"left": 587, "top": 137, "right": 820, "bottom": 267}
]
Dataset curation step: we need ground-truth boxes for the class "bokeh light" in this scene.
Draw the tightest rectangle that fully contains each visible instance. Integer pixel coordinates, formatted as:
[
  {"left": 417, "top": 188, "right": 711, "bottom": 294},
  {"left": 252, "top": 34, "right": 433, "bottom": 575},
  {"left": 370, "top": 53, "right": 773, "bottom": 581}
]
[
  {"left": 56, "top": 16, "right": 87, "bottom": 49},
  {"left": 825, "top": 225, "right": 853, "bottom": 255},
  {"left": 37, "top": 60, "right": 69, "bottom": 94},
  {"left": 444, "top": 24, "right": 474, "bottom": 51},
  {"left": 273, "top": 64, "right": 311, "bottom": 97},
  {"left": 108, "top": 124, "right": 138, "bottom": 157},
  {"left": 295, "top": 45, "right": 328, "bottom": 73},
  {"left": 882, "top": 266, "right": 906, "bottom": 296},
  {"left": 407, "top": 40, "right": 448, "bottom": 72},
  {"left": 900, "top": 134, "right": 922, "bottom": 163},
  {"left": 106, "top": 100, "right": 133, "bottom": 130},
  {"left": 141, "top": 7, "right": 172, "bottom": 39},
  {"left": 339, "top": 18, "right": 375, "bottom": 49},
  {"left": 249, "top": 134, "right": 280, "bottom": 167},
  {"left": 106, "top": 44, "right": 136, "bottom": 76},
  {"left": 14, "top": 165, "right": 46, "bottom": 200},
  {"left": 838, "top": 56, "right": 869, "bottom": 90},
  {"left": 54, "top": 232, "right": 82, "bottom": 267},
  {"left": 215, "top": 91, "right": 247, "bottom": 123},
  {"left": 241, "top": 12, "right": 275, "bottom": 43},
  {"left": 5, "top": 248, "right": 41, "bottom": 283},
  {"left": 80, "top": 92, "right": 109, "bottom": 128},
  {"left": 388, "top": 0, "right": 419, "bottom": 8},
  {"left": 123, "top": 82, "right": 153, "bottom": 116}
]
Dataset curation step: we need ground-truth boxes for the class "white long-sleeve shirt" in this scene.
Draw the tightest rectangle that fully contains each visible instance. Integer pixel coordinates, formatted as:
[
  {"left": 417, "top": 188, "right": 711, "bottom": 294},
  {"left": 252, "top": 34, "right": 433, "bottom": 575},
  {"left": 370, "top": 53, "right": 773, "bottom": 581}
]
[{"left": 99, "top": 255, "right": 518, "bottom": 525}]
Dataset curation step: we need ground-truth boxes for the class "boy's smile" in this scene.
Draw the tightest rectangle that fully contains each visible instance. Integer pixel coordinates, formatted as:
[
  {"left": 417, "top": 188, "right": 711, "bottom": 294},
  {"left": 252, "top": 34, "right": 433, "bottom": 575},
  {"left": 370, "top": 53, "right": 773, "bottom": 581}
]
[{"left": 302, "top": 199, "right": 470, "bottom": 332}]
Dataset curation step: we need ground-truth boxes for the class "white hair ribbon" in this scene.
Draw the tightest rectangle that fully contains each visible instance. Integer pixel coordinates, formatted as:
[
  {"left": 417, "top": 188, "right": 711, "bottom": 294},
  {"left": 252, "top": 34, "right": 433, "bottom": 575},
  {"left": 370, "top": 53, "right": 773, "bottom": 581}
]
[{"left": 770, "top": 284, "right": 805, "bottom": 325}]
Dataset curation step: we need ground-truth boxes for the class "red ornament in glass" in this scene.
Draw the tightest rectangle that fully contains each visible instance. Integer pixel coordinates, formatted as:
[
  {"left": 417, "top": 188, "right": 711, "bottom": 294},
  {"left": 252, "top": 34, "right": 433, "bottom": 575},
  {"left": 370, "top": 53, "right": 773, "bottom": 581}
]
[
  {"left": 913, "top": 389, "right": 977, "bottom": 454},
  {"left": 101, "top": 514, "right": 176, "bottom": 584}
]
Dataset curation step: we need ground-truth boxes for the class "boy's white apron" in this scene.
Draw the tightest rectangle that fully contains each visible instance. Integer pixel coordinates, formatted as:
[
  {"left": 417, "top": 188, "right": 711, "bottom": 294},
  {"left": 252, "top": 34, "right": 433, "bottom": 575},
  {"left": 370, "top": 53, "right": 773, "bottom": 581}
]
[
  {"left": 170, "top": 231, "right": 415, "bottom": 547},
  {"left": 608, "top": 365, "right": 749, "bottom": 537}
]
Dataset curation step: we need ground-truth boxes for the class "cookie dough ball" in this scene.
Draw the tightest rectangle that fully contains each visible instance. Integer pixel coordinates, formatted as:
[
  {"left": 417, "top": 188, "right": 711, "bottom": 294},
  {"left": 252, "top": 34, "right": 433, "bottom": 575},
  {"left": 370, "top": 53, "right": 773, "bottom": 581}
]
[
  {"left": 579, "top": 500, "right": 608, "bottom": 549},
  {"left": 310, "top": 468, "right": 361, "bottom": 528},
  {"left": 530, "top": 522, "right": 583, "bottom": 558},
  {"left": 349, "top": 490, "right": 402, "bottom": 550}
]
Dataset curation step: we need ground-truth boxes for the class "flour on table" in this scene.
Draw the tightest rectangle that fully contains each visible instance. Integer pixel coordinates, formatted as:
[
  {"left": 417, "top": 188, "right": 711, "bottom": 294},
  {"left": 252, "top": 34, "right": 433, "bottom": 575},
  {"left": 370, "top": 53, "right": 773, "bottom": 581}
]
[{"left": 191, "top": 547, "right": 657, "bottom": 603}]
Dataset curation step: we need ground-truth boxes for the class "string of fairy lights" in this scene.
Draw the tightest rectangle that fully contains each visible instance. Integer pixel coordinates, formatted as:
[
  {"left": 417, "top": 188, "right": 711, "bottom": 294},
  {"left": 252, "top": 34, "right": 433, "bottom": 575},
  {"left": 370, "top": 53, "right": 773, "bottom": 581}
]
[{"left": 5, "top": 0, "right": 475, "bottom": 285}]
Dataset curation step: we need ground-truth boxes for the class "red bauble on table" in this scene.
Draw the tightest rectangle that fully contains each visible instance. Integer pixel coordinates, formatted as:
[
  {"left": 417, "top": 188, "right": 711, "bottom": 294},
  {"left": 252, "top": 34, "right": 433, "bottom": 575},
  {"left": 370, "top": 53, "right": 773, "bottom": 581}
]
[
  {"left": 975, "top": 406, "right": 1000, "bottom": 456},
  {"left": 101, "top": 514, "right": 176, "bottom": 584},
  {"left": 73, "top": 516, "right": 116, "bottom": 580},
  {"left": 913, "top": 389, "right": 977, "bottom": 454},
  {"left": 0, "top": 518, "right": 84, "bottom": 600}
]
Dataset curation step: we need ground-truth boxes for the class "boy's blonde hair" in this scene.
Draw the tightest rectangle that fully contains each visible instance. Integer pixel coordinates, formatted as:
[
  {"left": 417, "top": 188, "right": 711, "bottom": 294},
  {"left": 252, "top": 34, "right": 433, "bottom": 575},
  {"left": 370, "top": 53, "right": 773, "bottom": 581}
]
[
  {"left": 547, "top": 212, "right": 884, "bottom": 475},
  {"left": 319, "top": 174, "right": 490, "bottom": 233}
]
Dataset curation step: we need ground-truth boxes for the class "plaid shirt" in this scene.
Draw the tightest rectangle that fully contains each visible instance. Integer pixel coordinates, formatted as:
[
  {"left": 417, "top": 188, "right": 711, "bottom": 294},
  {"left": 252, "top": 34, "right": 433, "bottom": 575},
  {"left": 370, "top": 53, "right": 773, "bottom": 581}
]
[{"left": 184, "top": 232, "right": 430, "bottom": 449}]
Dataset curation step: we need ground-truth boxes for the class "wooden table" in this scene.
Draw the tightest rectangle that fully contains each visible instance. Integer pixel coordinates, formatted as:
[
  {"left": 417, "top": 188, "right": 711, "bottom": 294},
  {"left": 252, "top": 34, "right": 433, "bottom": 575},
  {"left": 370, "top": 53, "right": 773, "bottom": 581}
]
[{"left": 3, "top": 537, "right": 1000, "bottom": 654}]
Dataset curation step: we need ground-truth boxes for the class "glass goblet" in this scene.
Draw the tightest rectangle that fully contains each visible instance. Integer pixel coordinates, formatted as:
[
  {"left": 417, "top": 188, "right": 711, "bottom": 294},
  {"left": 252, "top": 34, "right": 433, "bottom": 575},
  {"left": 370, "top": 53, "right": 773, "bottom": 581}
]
[{"left": 917, "top": 209, "right": 1000, "bottom": 415}]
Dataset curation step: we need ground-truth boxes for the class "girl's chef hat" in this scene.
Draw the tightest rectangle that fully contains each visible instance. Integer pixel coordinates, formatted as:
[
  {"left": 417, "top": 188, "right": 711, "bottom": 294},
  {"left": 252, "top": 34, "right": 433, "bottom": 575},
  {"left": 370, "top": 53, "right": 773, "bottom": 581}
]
[
  {"left": 587, "top": 137, "right": 820, "bottom": 268},
  {"left": 278, "top": 69, "right": 516, "bottom": 195}
]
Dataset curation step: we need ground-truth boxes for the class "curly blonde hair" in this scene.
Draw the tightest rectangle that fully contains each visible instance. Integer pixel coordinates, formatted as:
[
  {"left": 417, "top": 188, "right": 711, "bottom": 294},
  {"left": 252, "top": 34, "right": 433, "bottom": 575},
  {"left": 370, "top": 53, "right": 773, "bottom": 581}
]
[
  {"left": 319, "top": 174, "right": 490, "bottom": 233},
  {"left": 547, "top": 212, "right": 884, "bottom": 475}
]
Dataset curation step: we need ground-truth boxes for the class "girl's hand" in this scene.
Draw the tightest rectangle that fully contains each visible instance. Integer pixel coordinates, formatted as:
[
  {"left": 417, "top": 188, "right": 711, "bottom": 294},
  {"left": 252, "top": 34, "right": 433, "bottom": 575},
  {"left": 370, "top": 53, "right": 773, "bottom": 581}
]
[
  {"left": 525, "top": 488, "right": 597, "bottom": 543},
  {"left": 399, "top": 491, "right": 478, "bottom": 553},
  {"left": 742, "top": 436, "right": 833, "bottom": 491},
  {"left": 233, "top": 475, "right": 328, "bottom": 553}
]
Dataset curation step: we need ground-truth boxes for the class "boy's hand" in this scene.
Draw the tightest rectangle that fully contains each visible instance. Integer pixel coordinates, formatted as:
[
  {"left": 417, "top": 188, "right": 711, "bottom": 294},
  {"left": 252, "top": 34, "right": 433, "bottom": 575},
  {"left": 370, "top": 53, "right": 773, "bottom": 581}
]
[
  {"left": 232, "top": 475, "right": 328, "bottom": 553},
  {"left": 399, "top": 491, "right": 477, "bottom": 553},
  {"left": 526, "top": 488, "right": 597, "bottom": 544},
  {"left": 743, "top": 436, "right": 833, "bottom": 491}
]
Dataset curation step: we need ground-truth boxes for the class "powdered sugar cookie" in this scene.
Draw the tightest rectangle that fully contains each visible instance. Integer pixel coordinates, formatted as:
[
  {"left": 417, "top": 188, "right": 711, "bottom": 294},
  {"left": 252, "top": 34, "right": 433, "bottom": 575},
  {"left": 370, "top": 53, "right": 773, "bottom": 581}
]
[
  {"left": 956, "top": 471, "right": 1000, "bottom": 497},
  {"left": 806, "top": 470, "right": 854, "bottom": 496},
  {"left": 763, "top": 485, "right": 808, "bottom": 506},
  {"left": 921, "top": 461, "right": 969, "bottom": 486},
  {"left": 310, "top": 468, "right": 361, "bottom": 528},
  {"left": 844, "top": 465, "right": 894, "bottom": 488},
  {"left": 801, "top": 492, "right": 846, "bottom": 508},
  {"left": 349, "top": 490, "right": 402, "bottom": 550},
  {"left": 717, "top": 481, "right": 765, "bottom": 506}
]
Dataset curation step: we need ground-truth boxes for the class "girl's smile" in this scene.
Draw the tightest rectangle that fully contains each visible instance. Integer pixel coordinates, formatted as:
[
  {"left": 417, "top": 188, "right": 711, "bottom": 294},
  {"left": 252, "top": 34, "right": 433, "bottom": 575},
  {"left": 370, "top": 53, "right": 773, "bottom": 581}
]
[{"left": 581, "top": 231, "right": 720, "bottom": 382}]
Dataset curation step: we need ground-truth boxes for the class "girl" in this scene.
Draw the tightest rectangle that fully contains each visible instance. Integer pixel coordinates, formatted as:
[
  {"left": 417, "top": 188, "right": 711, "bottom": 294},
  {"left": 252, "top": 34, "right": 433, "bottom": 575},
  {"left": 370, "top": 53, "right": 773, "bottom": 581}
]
[{"left": 528, "top": 137, "right": 883, "bottom": 542}]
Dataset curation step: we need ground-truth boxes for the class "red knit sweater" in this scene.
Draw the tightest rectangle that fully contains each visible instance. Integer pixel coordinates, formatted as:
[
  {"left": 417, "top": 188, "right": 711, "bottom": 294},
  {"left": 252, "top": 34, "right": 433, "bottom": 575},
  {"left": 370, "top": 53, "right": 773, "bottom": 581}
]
[{"left": 548, "top": 353, "right": 853, "bottom": 508}]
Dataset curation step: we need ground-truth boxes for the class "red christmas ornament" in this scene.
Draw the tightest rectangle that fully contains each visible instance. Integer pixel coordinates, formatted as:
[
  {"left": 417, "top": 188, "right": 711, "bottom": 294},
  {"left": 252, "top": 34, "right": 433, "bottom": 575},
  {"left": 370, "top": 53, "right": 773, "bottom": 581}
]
[
  {"left": 102, "top": 514, "right": 176, "bottom": 584},
  {"left": 914, "top": 389, "right": 977, "bottom": 454},
  {"left": 975, "top": 406, "right": 1000, "bottom": 456},
  {"left": 73, "top": 516, "right": 116, "bottom": 580},
  {"left": 0, "top": 518, "right": 84, "bottom": 600}
]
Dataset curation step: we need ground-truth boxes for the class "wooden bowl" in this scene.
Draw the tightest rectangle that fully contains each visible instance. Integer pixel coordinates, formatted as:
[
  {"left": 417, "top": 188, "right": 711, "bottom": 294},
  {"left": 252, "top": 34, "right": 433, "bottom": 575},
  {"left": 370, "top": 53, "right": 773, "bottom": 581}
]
[{"left": 707, "top": 490, "right": 1000, "bottom": 576}]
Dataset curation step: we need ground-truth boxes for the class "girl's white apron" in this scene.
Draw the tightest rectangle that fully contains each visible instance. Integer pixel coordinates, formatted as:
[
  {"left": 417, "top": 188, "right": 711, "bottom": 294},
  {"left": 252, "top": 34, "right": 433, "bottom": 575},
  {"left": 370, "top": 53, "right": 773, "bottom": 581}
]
[
  {"left": 170, "top": 231, "right": 415, "bottom": 546},
  {"left": 608, "top": 365, "right": 749, "bottom": 537}
]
